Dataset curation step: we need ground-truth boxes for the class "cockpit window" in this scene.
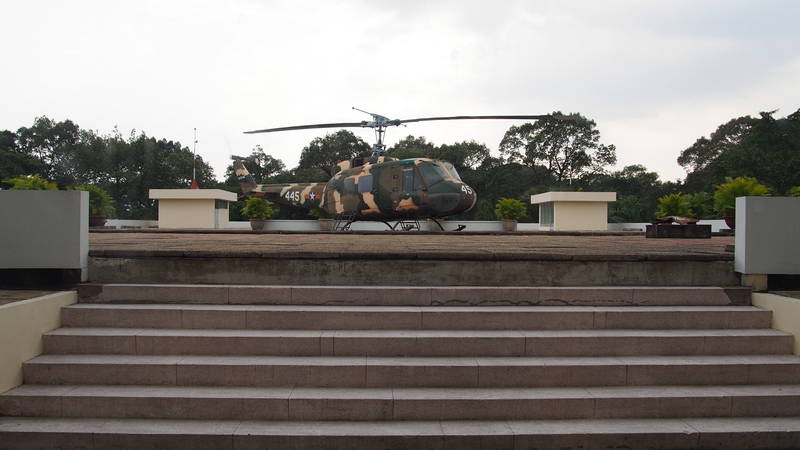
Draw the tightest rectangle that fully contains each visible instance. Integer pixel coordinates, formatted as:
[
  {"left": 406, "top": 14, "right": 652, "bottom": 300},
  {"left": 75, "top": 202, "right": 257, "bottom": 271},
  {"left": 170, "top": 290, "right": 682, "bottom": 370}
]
[
  {"left": 441, "top": 162, "right": 461, "bottom": 181},
  {"left": 418, "top": 162, "right": 450, "bottom": 186}
]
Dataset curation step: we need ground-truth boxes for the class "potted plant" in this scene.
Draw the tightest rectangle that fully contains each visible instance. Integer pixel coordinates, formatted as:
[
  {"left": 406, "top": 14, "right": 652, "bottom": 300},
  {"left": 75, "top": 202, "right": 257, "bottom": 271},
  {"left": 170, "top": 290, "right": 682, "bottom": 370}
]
[
  {"left": 3, "top": 174, "right": 58, "bottom": 190},
  {"left": 494, "top": 198, "right": 526, "bottom": 232},
  {"left": 309, "top": 207, "right": 333, "bottom": 231},
  {"left": 655, "top": 193, "right": 692, "bottom": 218},
  {"left": 713, "top": 176, "right": 770, "bottom": 230},
  {"left": 75, "top": 185, "right": 116, "bottom": 227},
  {"left": 242, "top": 197, "right": 274, "bottom": 231}
]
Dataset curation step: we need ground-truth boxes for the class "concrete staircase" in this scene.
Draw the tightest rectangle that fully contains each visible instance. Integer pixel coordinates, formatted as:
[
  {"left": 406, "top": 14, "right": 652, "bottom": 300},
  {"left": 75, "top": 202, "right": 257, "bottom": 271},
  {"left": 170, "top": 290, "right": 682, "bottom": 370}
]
[{"left": 2, "top": 285, "right": 800, "bottom": 449}]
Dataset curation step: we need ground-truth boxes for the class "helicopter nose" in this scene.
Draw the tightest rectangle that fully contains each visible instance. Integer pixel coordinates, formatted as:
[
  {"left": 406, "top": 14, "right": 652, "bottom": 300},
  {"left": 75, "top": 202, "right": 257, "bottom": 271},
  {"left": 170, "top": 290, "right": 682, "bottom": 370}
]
[
  {"left": 459, "top": 183, "right": 477, "bottom": 212},
  {"left": 427, "top": 182, "right": 477, "bottom": 215}
]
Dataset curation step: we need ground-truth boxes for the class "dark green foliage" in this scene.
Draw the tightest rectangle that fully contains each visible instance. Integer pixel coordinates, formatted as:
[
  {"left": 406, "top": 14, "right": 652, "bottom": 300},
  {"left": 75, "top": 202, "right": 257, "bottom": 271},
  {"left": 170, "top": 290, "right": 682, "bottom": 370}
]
[
  {"left": 680, "top": 110, "right": 800, "bottom": 194},
  {"left": 499, "top": 112, "right": 617, "bottom": 182},
  {"left": 609, "top": 195, "right": 646, "bottom": 223},
  {"left": 242, "top": 197, "right": 274, "bottom": 220},
  {"left": 0, "top": 117, "right": 215, "bottom": 219},
  {"left": 472, "top": 199, "right": 495, "bottom": 220},
  {"left": 655, "top": 194, "right": 692, "bottom": 218},
  {"left": 387, "top": 135, "right": 435, "bottom": 160},
  {"left": 224, "top": 145, "right": 285, "bottom": 186},
  {"left": 298, "top": 130, "right": 370, "bottom": 173},
  {"left": 789, "top": 186, "right": 800, "bottom": 197},
  {"left": 494, "top": 198, "right": 526, "bottom": 220},
  {"left": 74, "top": 185, "right": 116, "bottom": 217},
  {"left": 685, "top": 192, "right": 714, "bottom": 219},
  {"left": 713, "top": 176, "right": 770, "bottom": 214},
  {"left": 2, "top": 174, "right": 57, "bottom": 190},
  {"left": 308, "top": 207, "right": 330, "bottom": 219}
]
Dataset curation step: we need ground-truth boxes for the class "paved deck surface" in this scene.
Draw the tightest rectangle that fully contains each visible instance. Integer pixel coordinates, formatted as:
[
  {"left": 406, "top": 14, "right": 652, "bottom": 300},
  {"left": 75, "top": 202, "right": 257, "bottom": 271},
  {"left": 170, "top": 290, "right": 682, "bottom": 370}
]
[{"left": 90, "top": 232, "right": 735, "bottom": 261}]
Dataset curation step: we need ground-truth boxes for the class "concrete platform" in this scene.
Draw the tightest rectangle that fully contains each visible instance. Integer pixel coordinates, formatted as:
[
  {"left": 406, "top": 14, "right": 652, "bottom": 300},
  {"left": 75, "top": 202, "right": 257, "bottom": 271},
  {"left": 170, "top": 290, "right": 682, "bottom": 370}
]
[{"left": 88, "top": 233, "right": 739, "bottom": 286}]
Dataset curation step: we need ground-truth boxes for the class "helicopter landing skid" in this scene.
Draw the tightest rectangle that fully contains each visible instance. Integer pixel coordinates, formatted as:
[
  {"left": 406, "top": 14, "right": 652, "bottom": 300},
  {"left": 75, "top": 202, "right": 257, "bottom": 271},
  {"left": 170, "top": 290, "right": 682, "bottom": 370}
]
[
  {"left": 333, "top": 214, "right": 356, "bottom": 231},
  {"left": 428, "top": 218, "right": 445, "bottom": 231},
  {"left": 391, "top": 219, "right": 421, "bottom": 232}
]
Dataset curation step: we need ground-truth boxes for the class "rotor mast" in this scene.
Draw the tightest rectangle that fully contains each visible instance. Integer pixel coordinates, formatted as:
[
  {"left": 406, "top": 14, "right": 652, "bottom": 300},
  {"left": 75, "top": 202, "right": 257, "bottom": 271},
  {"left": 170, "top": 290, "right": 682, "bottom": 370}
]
[{"left": 352, "top": 107, "right": 402, "bottom": 157}]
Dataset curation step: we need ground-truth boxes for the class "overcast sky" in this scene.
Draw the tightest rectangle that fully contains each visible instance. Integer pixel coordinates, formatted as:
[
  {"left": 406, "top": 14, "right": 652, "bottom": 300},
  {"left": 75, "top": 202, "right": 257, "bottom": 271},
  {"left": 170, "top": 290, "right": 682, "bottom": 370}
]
[{"left": 3, "top": 0, "right": 799, "bottom": 182}]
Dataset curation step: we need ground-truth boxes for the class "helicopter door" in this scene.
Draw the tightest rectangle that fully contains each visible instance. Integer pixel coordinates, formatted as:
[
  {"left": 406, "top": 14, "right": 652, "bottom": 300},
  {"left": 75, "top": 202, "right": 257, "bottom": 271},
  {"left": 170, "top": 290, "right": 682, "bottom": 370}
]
[{"left": 402, "top": 167, "right": 414, "bottom": 197}]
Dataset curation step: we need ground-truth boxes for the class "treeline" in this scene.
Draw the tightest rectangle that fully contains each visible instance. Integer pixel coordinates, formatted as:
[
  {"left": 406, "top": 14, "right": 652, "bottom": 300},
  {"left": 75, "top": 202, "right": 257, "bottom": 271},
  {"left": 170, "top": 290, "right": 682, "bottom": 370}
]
[{"left": 2, "top": 109, "right": 799, "bottom": 221}]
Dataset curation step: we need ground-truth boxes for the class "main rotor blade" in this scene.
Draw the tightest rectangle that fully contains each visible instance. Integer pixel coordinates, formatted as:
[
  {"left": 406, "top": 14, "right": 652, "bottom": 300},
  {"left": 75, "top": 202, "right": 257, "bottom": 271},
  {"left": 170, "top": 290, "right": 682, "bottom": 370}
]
[
  {"left": 244, "top": 122, "right": 363, "bottom": 134},
  {"left": 398, "top": 114, "right": 553, "bottom": 124}
]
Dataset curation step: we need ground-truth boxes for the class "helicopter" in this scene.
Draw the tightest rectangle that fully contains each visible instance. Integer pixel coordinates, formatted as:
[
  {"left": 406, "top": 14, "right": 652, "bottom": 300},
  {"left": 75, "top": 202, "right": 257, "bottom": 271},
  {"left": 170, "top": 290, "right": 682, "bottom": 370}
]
[{"left": 234, "top": 108, "right": 556, "bottom": 230}]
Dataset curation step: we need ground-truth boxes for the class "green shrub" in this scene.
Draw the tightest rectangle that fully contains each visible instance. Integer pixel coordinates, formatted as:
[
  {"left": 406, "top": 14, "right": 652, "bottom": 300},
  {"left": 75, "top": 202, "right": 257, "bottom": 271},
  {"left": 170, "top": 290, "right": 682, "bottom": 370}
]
[
  {"left": 473, "top": 199, "right": 495, "bottom": 220},
  {"left": 655, "top": 194, "right": 692, "bottom": 218},
  {"left": 789, "top": 186, "right": 800, "bottom": 197},
  {"left": 684, "top": 192, "right": 714, "bottom": 219},
  {"left": 242, "top": 197, "right": 274, "bottom": 220},
  {"left": 494, "top": 198, "right": 527, "bottom": 220},
  {"left": 714, "top": 176, "right": 770, "bottom": 215},
  {"left": 3, "top": 175, "right": 57, "bottom": 190},
  {"left": 308, "top": 207, "right": 330, "bottom": 219},
  {"left": 74, "top": 185, "right": 116, "bottom": 217}
]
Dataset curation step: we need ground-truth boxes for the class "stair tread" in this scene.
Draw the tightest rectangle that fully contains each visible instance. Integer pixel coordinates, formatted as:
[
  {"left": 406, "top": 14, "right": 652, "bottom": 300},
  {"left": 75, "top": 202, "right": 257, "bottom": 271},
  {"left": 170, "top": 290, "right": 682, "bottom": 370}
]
[
  {"left": 45, "top": 327, "right": 792, "bottom": 338},
  {"left": 7, "top": 384, "right": 800, "bottom": 400},
  {"left": 26, "top": 353, "right": 800, "bottom": 366},
  {"left": 3, "top": 415, "right": 800, "bottom": 436},
  {"left": 66, "top": 303, "right": 765, "bottom": 312}
]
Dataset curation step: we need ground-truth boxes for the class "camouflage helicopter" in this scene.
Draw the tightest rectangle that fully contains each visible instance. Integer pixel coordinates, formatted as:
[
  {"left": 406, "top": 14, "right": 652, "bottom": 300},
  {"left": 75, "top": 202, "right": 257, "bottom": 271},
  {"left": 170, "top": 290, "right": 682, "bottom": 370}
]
[{"left": 234, "top": 108, "right": 554, "bottom": 230}]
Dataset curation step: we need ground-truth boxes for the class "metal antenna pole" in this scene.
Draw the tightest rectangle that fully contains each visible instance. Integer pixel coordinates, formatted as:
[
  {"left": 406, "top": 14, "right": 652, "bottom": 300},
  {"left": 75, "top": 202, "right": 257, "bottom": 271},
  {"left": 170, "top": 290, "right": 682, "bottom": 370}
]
[{"left": 191, "top": 128, "right": 199, "bottom": 189}]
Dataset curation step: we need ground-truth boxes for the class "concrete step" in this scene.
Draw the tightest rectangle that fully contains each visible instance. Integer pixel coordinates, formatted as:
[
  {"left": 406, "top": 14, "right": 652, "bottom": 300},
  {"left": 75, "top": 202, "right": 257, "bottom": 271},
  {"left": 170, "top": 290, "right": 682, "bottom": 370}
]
[
  {"left": 61, "top": 304, "right": 773, "bottom": 330},
  {"left": 4, "top": 384, "right": 800, "bottom": 421},
  {"left": 23, "top": 354, "right": 800, "bottom": 387},
  {"left": 41, "top": 328, "right": 794, "bottom": 357},
  {"left": 4, "top": 416, "right": 800, "bottom": 449},
  {"left": 78, "top": 284, "right": 752, "bottom": 306}
]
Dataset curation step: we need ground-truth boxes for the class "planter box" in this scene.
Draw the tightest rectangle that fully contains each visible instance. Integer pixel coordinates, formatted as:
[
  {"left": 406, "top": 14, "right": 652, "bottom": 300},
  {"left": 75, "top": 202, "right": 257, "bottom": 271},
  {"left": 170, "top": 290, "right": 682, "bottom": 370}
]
[
  {"left": 0, "top": 191, "right": 89, "bottom": 285},
  {"left": 646, "top": 224, "right": 711, "bottom": 239}
]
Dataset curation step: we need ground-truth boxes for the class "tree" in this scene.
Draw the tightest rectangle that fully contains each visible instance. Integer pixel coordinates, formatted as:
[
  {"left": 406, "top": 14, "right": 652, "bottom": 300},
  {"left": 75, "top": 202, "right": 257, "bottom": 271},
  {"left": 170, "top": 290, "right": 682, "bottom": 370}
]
[
  {"left": 224, "top": 145, "right": 285, "bottom": 185},
  {"left": 0, "top": 130, "right": 43, "bottom": 181},
  {"left": 432, "top": 140, "right": 490, "bottom": 171},
  {"left": 609, "top": 195, "right": 646, "bottom": 223},
  {"left": 387, "top": 135, "right": 435, "bottom": 160},
  {"left": 678, "top": 116, "right": 755, "bottom": 172},
  {"left": 14, "top": 116, "right": 83, "bottom": 185},
  {"left": 298, "top": 130, "right": 370, "bottom": 173},
  {"left": 680, "top": 109, "right": 800, "bottom": 194},
  {"left": 585, "top": 164, "right": 668, "bottom": 222},
  {"left": 388, "top": 136, "right": 491, "bottom": 172},
  {"left": 499, "top": 112, "right": 617, "bottom": 183}
]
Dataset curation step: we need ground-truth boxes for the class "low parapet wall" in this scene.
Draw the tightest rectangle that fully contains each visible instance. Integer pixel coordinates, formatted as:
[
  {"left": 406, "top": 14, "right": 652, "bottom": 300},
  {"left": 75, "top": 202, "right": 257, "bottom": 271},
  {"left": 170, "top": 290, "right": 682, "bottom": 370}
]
[
  {"left": 753, "top": 293, "right": 800, "bottom": 355},
  {"left": 0, "top": 291, "right": 76, "bottom": 392}
]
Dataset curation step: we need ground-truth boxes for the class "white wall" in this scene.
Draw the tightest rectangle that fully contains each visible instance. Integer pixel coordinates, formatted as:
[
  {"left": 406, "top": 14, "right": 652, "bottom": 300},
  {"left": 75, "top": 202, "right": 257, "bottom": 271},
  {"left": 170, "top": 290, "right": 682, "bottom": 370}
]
[
  {"left": 0, "top": 191, "right": 88, "bottom": 279},
  {"left": 553, "top": 202, "right": 608, "bottom": 231},
  {"left": 106, "top": 219, "right": 159, "bottom": 228},
  {"left": 607, "top": 220, "right": 728, "bottom": 232},
  {"left": 103, "top": 219, "right": 541, "bottom": 232},
  {"left": 735, "top": 197, "right": 800, "bottom": 275},
  {"left": 158, "top": 199, "right": 216, "bottom": 228}
]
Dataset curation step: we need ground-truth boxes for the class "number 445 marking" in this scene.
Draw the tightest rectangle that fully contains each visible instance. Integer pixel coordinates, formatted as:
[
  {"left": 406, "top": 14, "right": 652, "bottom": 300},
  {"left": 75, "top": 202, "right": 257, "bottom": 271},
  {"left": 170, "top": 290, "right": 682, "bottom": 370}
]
[{"left": 284, "top": 191, "right": 300, "bottom": 202}]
